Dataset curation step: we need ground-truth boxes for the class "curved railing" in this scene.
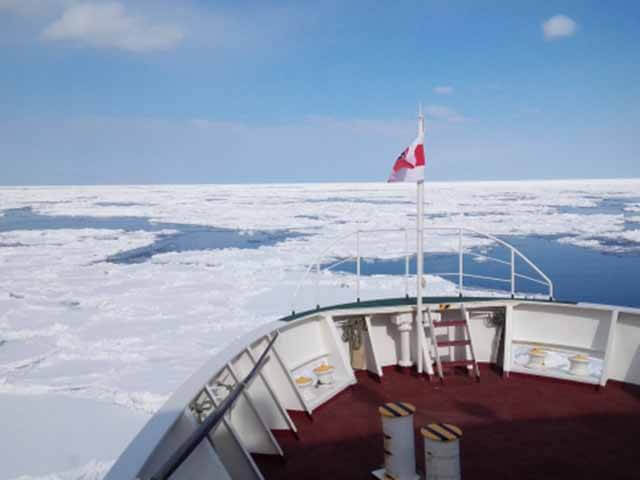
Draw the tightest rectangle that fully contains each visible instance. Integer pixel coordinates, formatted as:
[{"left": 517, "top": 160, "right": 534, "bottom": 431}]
[{"left": 290, "top": 226, "right": 554, "bottom": 313}]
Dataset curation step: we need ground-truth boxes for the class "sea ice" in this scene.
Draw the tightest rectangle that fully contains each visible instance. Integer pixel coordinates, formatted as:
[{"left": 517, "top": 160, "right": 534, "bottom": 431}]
[{"left": 1, "top": 179, "right": 639, "bottom": 479}]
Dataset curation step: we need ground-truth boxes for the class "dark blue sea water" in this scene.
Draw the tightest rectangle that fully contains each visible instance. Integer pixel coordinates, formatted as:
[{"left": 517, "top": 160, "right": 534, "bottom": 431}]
[
  {"left": 0, "top": 207, "right": 302, "bottom": 264},
  {"left": 1, "top": 206, "right": 638, "bottom": 307}
]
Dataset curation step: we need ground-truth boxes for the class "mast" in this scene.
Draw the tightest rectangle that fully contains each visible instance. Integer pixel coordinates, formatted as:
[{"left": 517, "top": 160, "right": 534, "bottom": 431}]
[{"left": 416, "top": 105, "right": 425, "bottom": 374}]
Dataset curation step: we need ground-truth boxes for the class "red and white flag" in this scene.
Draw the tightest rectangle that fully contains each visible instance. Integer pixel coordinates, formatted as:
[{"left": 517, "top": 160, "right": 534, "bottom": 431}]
[{"left": 388, "top": 121, "right": 425, "bottom": 182}]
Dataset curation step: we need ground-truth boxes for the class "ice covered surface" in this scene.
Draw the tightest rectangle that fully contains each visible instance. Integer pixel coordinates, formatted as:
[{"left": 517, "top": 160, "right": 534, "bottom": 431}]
[
  {"left": 10, "top": 461, "right": 113, "bottom": 480},
  {"left": 1, "top": 393, "right": 144, "bottom": 479},
  {"left": 0, "top": 179, "right": 639, "bottom": 479}
]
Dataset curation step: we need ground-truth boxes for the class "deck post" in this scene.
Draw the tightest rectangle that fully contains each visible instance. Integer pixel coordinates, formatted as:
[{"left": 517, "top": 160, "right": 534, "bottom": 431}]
[
  {"left": 404, "top": 228, "right": 409, "bottom": 298},
  {"left": 502, "top": 304, "right": 514, "bottom": 377},
  {"left": 364, "top": 315, "right": 384, "bottom": 378},
  {"left": 510, "top": 249, "right": 515, "bottom": 298},
  {"left": 600, "top": 309, "right": 619, "bottom": 387},
  {"left": 416, "top": 180, "right": 425, "bottom": 374},
  {"left": 356, "top": 230, "right": 361, "bottom": 302},
  {"left": 458, "top": 228, "right": 463, "bottom": 297},
  {"left": 315, "top": 262, "right": 320, "bottom": 309},
  {"left": 415, "top": 105, "right": 426, "bottom": 374}
]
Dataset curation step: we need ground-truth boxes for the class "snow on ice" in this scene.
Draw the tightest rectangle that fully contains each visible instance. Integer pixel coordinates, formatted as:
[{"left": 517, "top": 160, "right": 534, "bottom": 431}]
[{"left": 1, "top": 178, "right": 639, "bottom": 478}]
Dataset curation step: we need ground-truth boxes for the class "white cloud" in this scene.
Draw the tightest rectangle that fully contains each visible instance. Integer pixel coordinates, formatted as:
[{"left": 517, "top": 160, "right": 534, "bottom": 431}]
[
  {"left": 42, "top": 2, "right": 183, "bottom": 52},
  {"left": 434, "top": 85, "right": 453, "bottom": 95},
  {"left": 542, "top": 14, "right": 577, "bottom": 40},
  {"left": 424, "top": 105, "right": 466, "bottom": 123}
]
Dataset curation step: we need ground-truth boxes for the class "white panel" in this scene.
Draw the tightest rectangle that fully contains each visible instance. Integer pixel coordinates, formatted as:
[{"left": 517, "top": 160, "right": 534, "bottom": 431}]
[
  {"left": 465, "top": 308, "right": 503, "bottom": 364},
  {"left": 277, "top": 317, "right": 327, "bottom": 370},
  {"left": 276, "top": 315, "right": 357, "bottom": 413},
  {"left": 369, "top": 314, "right": 400, "bottom": 367},
  {"left": 251, "top": 335, "right": 306, "bottom": 412},
  {"left": 336, "top": 323, "right": 352, "bottom": 363},
  {"left": 599, "top": 310, "right": 618, "bottom": 386},
  {"left": 209, "top": 416, "right": 262, "bottom": 480},
  {"left": 173, "top": 433, "right": 232, "bottom": 480},
  {"left": 244, "top": 344, "right": 297, "bottom": 433},
  {"left": 321, "top": 315, "right": 356, "bottom": 382},
  {"left": 503, "top": 304, "right": 514, "bottom": 374},
  {"left": 137, "top": 410, "right": 232, "bottom": 480},
  {"left": 364, "top": 315, "right": 384, "bottom": 377},
  {"left": 512, "top": 304, "right": 611, "bottom": 352},
  {"left": 226, "top": 362, "right": 283, "bottom": 456},
  {"left": 609, "top": 312, "right": 640, "bottom": 385},
  {"left": 222, "top": 370, "right": 279, "bottom": 455},
  {"left": 231, "top": 351, "right": 289, "bottom": 431}
]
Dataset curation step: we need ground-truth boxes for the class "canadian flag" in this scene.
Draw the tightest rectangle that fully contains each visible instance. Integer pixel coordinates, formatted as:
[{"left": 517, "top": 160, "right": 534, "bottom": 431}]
[{"left": 388, "top": 122, "right": 425, "bottom": 183}]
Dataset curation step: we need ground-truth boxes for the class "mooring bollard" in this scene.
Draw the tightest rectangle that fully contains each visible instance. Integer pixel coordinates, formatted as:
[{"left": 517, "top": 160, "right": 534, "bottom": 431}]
[
  {"left": 421, "top": 423, "right": 463, "bottom": 480},
  {"left": 371, "top": 402, "right": 419, "bottom": 480}
]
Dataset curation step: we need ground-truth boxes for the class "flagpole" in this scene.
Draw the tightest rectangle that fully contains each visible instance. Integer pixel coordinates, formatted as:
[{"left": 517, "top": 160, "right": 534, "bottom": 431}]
[{"left": 416, "top": 106, "right": 425, "bottom": 375}]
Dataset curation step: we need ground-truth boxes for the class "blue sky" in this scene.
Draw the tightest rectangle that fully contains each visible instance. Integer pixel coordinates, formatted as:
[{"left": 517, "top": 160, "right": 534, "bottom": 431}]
[{"left": 1, "top": 0, "right": 638, "bottom": 184}]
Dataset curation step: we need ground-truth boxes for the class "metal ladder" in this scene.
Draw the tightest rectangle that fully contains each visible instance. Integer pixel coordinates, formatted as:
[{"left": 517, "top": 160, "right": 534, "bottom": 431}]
[{"left": 425, "top": 304, "right": 480, "bottom": 382}]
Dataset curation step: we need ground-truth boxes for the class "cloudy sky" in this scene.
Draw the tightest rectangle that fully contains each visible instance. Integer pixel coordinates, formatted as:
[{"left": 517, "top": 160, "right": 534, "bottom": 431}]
[{"left": 1, "top": 1, "right": 638, "bottom": 184}]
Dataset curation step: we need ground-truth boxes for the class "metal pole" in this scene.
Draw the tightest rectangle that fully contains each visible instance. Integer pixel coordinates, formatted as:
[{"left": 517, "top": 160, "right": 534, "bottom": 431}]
[
  {"left": 356, "top": 230, "right": 361, "bottom": 302},
  {"left": 404, "top": 228, "right": 409, "bottom": 298},
  {"left": 510, "top": 249, "right": 515, "bottom": 298},
  {"left": 416, "top": 180, "right": 424, "bottom": 374},
  {"left": 458, "top": 228, "right": 463, "bottom": 297},
  {"left": 315, "top": 262, "right": 320, "bottom": 309}
]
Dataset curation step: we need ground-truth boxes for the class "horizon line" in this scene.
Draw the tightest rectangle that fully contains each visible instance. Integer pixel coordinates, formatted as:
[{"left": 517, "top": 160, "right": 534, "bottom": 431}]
[{"left": 1, "top": 176, "right": 639, "bottom": 188}]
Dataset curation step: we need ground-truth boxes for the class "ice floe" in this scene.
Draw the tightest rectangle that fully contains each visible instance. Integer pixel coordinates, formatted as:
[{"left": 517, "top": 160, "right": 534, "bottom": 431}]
[
  {"left": 9, "top": 460, "right": 114, "bottom": 480},
  {"left": 0, "top": 179, "right": 639, "bottom": 478},
  {"left": 1, "top": 393, "right": 144, "bottom": 479}
]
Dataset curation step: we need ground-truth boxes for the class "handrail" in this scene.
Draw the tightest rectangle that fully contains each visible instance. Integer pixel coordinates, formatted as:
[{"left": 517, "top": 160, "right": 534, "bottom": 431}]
[
  {"left": 150, "top": 333, "right": 279, "bottom": 480},
  {"left": 448, "top": 226, "right": 554, "bottom": 297},
  {"left": 466, "top": 252, "right": 512, "bottom": 266},
  {"left": 290, "top": 226, "right": 554, "bottom": 313},
  {"left": 515, "top": 272, "right": 552, "bottom": 287},
  {"left": 325, "top": 256, "right": 356, "bottom": 271}
]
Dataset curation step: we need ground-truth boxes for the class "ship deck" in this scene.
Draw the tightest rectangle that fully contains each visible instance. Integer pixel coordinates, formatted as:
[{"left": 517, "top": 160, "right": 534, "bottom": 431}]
[{"left": 255, "top": 365, "right": 640, "bottom": 480}]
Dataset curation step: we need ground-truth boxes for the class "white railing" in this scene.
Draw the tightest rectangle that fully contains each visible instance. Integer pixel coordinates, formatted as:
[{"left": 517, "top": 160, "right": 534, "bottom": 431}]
[{"left": 290, "top": 227, "right": 554, "bottom": 313}]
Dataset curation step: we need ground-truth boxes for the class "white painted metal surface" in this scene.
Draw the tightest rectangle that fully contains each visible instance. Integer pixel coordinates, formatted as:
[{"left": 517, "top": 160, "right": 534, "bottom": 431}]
[
  {"left": 376, "top": 411, "right": 419, "bottom": 480},
  {"left": 106, "top": 298, "right": 640, "bottom": 480},
  {"left": 416, "top": 178, "right": 425, "bottom": 374},
  {"left": 394, "top": 313, "right": 414, "bottom": 368},
  {"left": 424, "top": 434, "right": 461, "bottom": 480},
  {"left": 363, "top": 315, "right": 384, "bottom": 377}
]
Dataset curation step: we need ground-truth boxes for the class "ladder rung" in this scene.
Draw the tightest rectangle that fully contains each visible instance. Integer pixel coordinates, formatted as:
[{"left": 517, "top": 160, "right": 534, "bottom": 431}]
[
  {"left": 437, "top": 339, "right": 470, "bottom": 347},
  {"left": 432, "top": 320, "right": 466, "bottom": 328},
  {"left": 439, "top": 360, "right": 475, "bottom": 368}
]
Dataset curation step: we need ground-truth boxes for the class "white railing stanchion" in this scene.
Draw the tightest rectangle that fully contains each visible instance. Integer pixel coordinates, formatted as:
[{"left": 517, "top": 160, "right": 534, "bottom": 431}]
[
  {"left": 356, "top": 230, "right": 361, "bottom": 302},
  {"left": 315, "top": 262, "right": 320, "bottom": 309},
  {"left": 458, "top": 228, "right": 464, "bottom": 297},
  {"left": 404, "top": 228, "right": 409, "bottom": 297},
  {"left": 510, "top": 249, "right": 515, "bottom": 298},
  {"left": 289, "top": 226, "right": 554, "bottom": 312}
]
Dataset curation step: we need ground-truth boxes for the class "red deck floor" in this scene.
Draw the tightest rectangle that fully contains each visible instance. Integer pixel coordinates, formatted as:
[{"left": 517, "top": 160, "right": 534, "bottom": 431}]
[{"left": 254, "top": 366, "right": 640, "bottom": 480}]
